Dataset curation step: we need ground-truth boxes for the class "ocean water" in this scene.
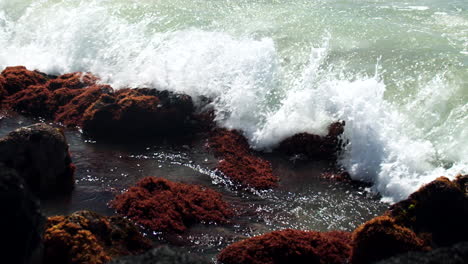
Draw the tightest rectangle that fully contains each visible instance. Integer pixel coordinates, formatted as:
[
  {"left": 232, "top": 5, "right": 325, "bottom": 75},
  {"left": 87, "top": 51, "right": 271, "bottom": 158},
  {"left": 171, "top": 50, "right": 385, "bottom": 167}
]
[{"left": 0, "top": 0, "right": 467, "bottom": 203}]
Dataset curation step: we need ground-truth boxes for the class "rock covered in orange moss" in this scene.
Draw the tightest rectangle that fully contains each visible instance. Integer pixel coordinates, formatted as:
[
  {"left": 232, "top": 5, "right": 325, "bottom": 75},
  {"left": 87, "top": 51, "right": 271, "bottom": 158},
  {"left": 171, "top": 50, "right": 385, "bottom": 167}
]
[
  {"left": 386, "top": 175, "right": 468, "bottom": 247},
  {"left": 0, "top": 66, "right": 48, "bottom": 94},
  {"left": 110, "top": 177, "right": 232, "bottom": 233},
  {"left": 55, "top": 84, "right": 113, "bottom": 126},
  {"left": 276, "top": 121, "right": 345, "bottom": 161},
  {"left": 46, "top": 72, "right": 98, "bottom": 90},
  {"left": 0, "top": 75, "right": 7, "bottom": 101},
  {"left": 44, "top": 210, "right": 152, "bottom": 264},
  {"left": 350, "top": 216, "right": 428, "bottom": 264},
  {"left": 82, "top": 88, "right": 195, "bottom": 139},
  {"left": 3, "top": 84, "right": 56, "bottom": 117},
  {"left": 208, "top": 129, "right": 279, "bottom": 189},
  {"left": 218, "top": 229, "right": 352, "bottom": 264},
  {"left": 0, "top": 123, "right": 75, "bottom": 197}
]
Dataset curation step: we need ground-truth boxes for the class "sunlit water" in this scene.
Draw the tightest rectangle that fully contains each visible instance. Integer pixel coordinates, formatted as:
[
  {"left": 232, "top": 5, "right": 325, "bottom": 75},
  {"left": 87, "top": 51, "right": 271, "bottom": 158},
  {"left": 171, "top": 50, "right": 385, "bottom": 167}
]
[
  {"left": 0, "top": 0, "right": 467, "bottom": 201},
  {"left": 0, "top": 115, "right": 386, "bottom": 258}
]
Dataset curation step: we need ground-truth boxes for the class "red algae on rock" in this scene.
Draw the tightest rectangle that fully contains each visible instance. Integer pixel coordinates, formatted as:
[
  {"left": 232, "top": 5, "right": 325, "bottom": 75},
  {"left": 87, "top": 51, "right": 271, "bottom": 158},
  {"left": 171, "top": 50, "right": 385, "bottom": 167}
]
[
  {"left": 276, "top": 121, "right": 345, "bottom": 161},
  {"left": 46, "top": 72, "right": 98, "bottom": 90},
  {"left": 217, "top": 229, "right": 352, "bottom": 264},
  {"left": 208, "top": 128, "right": 279, "bottom": 189},
  {"left": 350, "top": 216, "right": 428, "bottom": 264},
  {"left": 82, "top": 88, "right": 195, "bottom": 139},
  {"left": 110, "top": 177, "right": 232, "bottom": 233},
  {"left": 386, "top": 175, "right": 468, "bottom": 247},
  {"left": 3, "top": 84, "right": 56, "bottom": 117},
  {"left": 44, "top": 210, "right": 152, "bottom": 264},
  {"left": 55, "top": 84, "right": 113, "bottom": 127},
  {"left": 0, "top": 66, "right": 48, "bottom": 94}
]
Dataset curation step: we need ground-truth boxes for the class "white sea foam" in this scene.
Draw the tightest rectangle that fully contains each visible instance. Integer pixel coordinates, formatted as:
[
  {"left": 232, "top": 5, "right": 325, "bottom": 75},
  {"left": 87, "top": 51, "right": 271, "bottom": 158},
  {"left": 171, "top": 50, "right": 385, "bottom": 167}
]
[{"left": 0, "top": 0, "right": 466, "bottom": 203}]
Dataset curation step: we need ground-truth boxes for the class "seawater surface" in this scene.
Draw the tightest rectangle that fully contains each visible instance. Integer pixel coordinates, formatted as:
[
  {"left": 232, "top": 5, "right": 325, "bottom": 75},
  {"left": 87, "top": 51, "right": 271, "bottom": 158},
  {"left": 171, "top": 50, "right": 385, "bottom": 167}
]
[
  {"left": 0, "top": 0, "right": 467, "bottom": 202},
  {"left": 0, "top": 115, "right": 386, "bottom": 258}
]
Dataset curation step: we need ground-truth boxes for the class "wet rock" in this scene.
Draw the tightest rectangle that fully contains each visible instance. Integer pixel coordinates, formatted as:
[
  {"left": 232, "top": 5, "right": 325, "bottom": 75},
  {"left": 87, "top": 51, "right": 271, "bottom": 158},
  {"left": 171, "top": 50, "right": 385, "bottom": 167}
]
[
  {"left": 276, "top": 121, "right": 345, "bottom": 161},
  {"left": 109, "top": 246, "right": 211, "bottom": 264},
  {"left": 374, "top": 241, "right": 468, "bottom": 264},
  {"left": 110, "top": 177, "right": 232, "bottom": 233},
  {"left": 0, "top": 123, "right": 75, "bottom": 197},
  {"left": 44, "top": 210, "right": 152, "bottom": 264},
  {"left": 0, "top": 66, "right": 48, "bottom": 95},
  {"left": 217, "top": 229, "right": 352, "bottom": 264},
  {"left": 0, "top": 163, "right": 45, "bottom": 264},
  {"left": 350, "top": 216, "right": 429, "bottom": 264},
  {"left": 55, "top": 84, "right": 113, "bottom": 127},
  {"left": 386, "top": 175, "right": 468, "bottom": 247},
  {"left": 46, "top": 72, "right": 98, "bottom": 90},
  {"left": 82, "top": 88, "right": 195, "bottom": 139},
  {"left": 208, "top": 128, "right": 279, "bottom": 189}
]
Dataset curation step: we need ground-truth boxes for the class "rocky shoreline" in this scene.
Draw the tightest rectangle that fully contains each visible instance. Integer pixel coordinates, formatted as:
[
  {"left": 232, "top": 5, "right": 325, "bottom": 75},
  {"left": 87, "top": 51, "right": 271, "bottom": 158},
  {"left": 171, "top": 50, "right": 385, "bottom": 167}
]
[{"left": 1, "top": 66, "right": 467, "bottom": 264}]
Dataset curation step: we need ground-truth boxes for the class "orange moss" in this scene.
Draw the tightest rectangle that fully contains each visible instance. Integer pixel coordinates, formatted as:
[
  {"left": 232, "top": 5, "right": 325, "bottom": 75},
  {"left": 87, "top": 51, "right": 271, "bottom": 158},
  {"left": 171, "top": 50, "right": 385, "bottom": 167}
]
[
  {"left": 350, "top": 216, "right": 428, "bottom": 264},
  {"left": 3, "top": 84, "right": 56, "bottom": 117},
  {"left": 47, "top": 72, "right": 98, "bottom": 90},
  {"left": 55, "top": 84, "right": 113, "bottom": 126},
  {"left": 0, "top": 66, "right": 48, "bottom": 94},
  {"left": 44, "top": 211, "right": 152, "bottom": 264},
  {"left": 218, "top": 229, "right": 352, "bottom": 264},
  {"left": 110, "top": 177, "right": 232, "bottom": 233},
  {"left": 44, "top": 215, "right": 111, "bottom": 264}
]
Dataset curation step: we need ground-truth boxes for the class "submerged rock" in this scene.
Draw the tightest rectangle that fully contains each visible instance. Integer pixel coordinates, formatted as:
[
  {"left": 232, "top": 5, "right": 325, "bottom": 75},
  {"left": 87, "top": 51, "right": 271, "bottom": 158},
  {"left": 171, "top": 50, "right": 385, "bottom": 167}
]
[
  {"left": 44, "top": 210, "right": 152, "bottom": 264},
  {"left": 350, "top": 216, "right": 428, "bottom": 264},
  {"left": 110, "top": 177, "right": 232, "bottom": 233},
  {"left": 82, "top": 88, "right": 195, "bottom": 139},
  {"left": 0, "top": 163, "right": 44, "bottom": 264},
  {"left": 0, "top": 123, "right": 75, "bottom": 197},
  {"left": 109, "top": 246, "right": 210, "bottom": 264},
  {"left": 375, "top": 241, "right": 468, "bottom": 264},
  {"left": 217, "top": 229, "right": 352, "bottom": 264},
  {"left": 208, "top": 128, "right": 279, "bottom": 189},
  {"left": 276, "top": 121, "right": 345, "bottom": 161}
]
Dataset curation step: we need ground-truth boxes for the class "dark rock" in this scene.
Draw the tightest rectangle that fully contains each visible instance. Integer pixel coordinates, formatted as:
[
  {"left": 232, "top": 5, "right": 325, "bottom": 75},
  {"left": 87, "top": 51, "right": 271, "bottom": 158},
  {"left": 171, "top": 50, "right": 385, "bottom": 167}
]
[
  {"left": 0, "top": 163, "right": 44, "bottom": 264},
  {"left": 208, "top": 128, "right": 279, "bottom": 189},
  {"left": 217, "top": 229, "right": 352, "bottom": 264},
  {"left": 0, "top": 123, "right": 75, "bottom": 197},
  {"left": 109, "top": 246, "right": 210, "bottom": 264},
  {"left": 110, "top": 177, "right": 232, "bottom": 233},
  {"left": 386, "top": 175, "right": 468, "bottom": 247},
  {"left": 82, "top": 88, "right": 195, "bottom": 139},
  {"left": 276, "top": 121, "right": 345, "bottom": 161},
  {"left": 350, "top": 216, "right": 429, "bottom": 264},
  {"left": 44, "top": 210, "right": 152, "bottom": 264},
  {"left": 374, "top": 241, "right": 468, "bottom": 264}
]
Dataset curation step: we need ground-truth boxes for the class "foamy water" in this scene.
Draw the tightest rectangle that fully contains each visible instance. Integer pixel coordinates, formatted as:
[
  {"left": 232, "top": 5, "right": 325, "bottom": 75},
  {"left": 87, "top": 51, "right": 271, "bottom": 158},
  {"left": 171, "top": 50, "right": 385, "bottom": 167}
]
[{"left": 0, "top": 0, "right": 467, "bottom": 203}]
